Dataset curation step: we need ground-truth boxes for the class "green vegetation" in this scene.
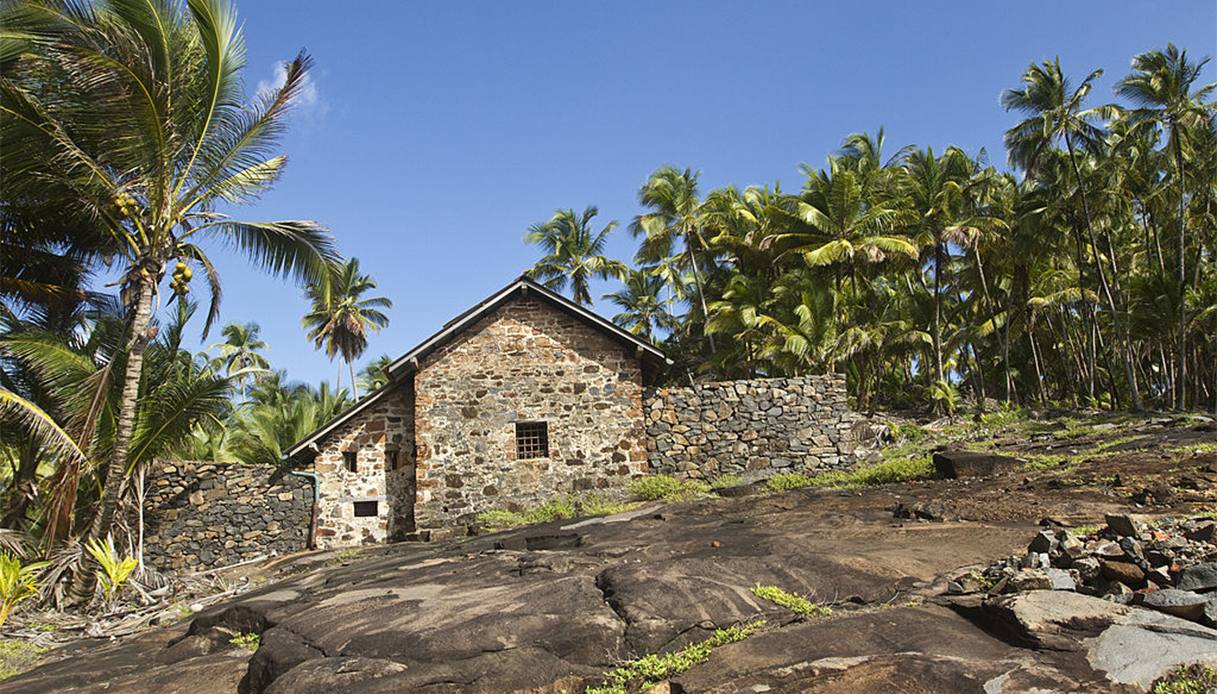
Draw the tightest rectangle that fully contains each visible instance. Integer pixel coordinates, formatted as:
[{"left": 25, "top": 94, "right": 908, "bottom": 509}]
[
  {"left": 0, "top": 554, "right": 47, "bottom": 628},
  {"left": 1070, "top": 525, "right": 1101, "bottom": 536},
  {"left": 709, "top": 474, "right": 744, "bottom": 490},
  {"left": 765, "top": 454, "right": 935, "bottom": 493},
  {"left": 627, "top": 475, "right": 710, "bottom": 502},
  {"left": 1153, "top": 664, "right": 1217, "bottom": 694},
  {"left": 0, "top": 640, "right": 48, "bottom": 681},
  {"left": 580, "top": 497, "right": 644, "bottom": 517},
  {"left": 585, "top": 620, "right": 765, "bottom": 694},
  {"left": 85, "top": 537, "right": 138, "bottom": 602},
  {"left": 478, "top": 494, "right": 650, "bottom": 531},
  {"left": 229, "top": 633, "right": 261, "bottom": 652},
  {"left": 477, "top": 499, "right": 577, "bottom": 531},
  {"left": 751, "top": 584, "right": 832, "bottom": 618}
]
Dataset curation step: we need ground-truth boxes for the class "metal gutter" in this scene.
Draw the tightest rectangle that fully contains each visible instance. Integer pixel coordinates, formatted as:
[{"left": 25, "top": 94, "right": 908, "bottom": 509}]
[{"left": 289, "top": 470, "right": 320, "bottom": 550}]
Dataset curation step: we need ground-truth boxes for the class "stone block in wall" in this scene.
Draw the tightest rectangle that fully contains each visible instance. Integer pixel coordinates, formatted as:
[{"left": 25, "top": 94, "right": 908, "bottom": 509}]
[{"left": 643, "top": 374, "right": 862, "bottom": 481}]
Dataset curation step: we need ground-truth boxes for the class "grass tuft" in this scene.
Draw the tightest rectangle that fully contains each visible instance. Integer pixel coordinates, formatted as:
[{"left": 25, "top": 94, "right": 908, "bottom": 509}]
[
  {"left": 585, "top": 620, "right": 765, "bottom": 694},
  {"left": 0, "top": 640, "right": 49, "bottom": 681},
  {"left": 627, "top": 475, "right": 710, "bottom": 502},
  {"left": 229, "top": 632, "right": 260, "bottom": 652},
  {"left": 751, "top": 584, "right": 832, "bottom": 618},
  {"left": 1152, "top": 663, "right": 1217, "bottom": 694}
]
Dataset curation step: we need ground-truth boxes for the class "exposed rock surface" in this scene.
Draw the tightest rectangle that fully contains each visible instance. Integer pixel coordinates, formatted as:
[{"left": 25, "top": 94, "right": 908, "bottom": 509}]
[
  {"left": 8, "top": 429, "right": 1217, "bottom": 693},
  {"left": 931, "top": 449, "right": 1022, "bottom": 479}
]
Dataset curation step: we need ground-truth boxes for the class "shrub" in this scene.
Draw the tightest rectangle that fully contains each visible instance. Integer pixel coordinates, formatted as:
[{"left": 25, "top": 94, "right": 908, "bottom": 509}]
[
  {"left": 586, "top": 620, "right": 765, "bottom": 694},
  {"left": 85, "top": 536, "right": 137, "bottom": 601},
  {"left": 476, "top": 498, "right": 577, "bottom": 531},
  {"left": 709, "top": 474, "right": 743, "bottom": 490},
  {"left": 751, "top": 583, "right": 832, "bottom": 618},
  {"left": 765, "top": 472, "right": 816, "bottom": 492},
  {"left": 580, "top": 496, "right": 643, "bottom": 517},
  {"left": 1153, "top": 663, "right": 1217, "bottom": 694},
  {"left": 229, "top": 633, "right": 261, "bottom": 651},
  {"left": 627, "top": 475, "right": 709, "bottom": 501},
  {"left": 0, "top": 554, "right": 46, "bottom": 628}
]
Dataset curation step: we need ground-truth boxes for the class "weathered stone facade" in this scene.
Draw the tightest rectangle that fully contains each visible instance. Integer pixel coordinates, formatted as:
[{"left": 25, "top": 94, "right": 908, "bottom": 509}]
[
  {"left": 141, "top": 461, "right": 310, "bottom": 572},
  {"left": 309, "top": 386, "right": 414, "bottom": 548},
  {"left": 644, "top": 375, "right": 859, "bottom": 479},
  {"left": 413, "top": 297, "right": 648, "bottom": 538}
]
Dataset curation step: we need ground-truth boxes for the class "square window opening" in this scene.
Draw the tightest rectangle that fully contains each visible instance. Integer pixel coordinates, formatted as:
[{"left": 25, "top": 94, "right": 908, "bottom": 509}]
[
  {"left": 515, "top": 421, "right": 549, "bottom": 460},
  {"left": 343, "top": 450, "right": 358, "bottom": 473},
  {"left": 353, "top": 500, "right": 378, "bottom": 517}
]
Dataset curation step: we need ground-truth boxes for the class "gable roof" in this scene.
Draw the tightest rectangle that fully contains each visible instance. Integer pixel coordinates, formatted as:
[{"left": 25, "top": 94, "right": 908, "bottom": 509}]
[
  {"left": 284, "top": 275, "right": 667, "bottom": 461},
  {"left": 385, "top": 275, "right": 667, "bottom": 376}
]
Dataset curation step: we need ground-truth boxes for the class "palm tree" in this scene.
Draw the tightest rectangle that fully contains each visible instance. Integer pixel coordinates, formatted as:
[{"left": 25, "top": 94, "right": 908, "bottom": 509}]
[
  {"left": 302, "top": 259, "right": 392, "bottom": 398},
  {"left": 630, "top": 167, "right": 717, "bottom": 350},
  {"left": 768, "top": 158, "right": 916, "bottom": 292},
  {"left": 211, "top": 323, "right": 269, "bottom": 399},
  {"left": 0, "top": 1, "right": 340, "bottom": 548},
  {"left": 899, "top": 146, "right": 987, "bottom": 391},
  {"left": 1002, "top": 58, "right": 1141, "bottom": 408},
  {"left": 604, "top": 269, "right": 675, "bottom": 339},
  {"left": 1116, "top": 44, "right": 1216, "bottom": 409},
  {"left": 359, "top": 354, "right": 394, "bottom": 392},
  {"left": 525, "top": 206, "right": 626, "bottom": 306}
]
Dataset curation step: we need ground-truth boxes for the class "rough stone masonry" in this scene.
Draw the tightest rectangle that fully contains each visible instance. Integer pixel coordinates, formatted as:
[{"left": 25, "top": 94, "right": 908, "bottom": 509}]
[
  {"left": 644, "top": 374, "right": 860, "bottom": 479},
  {"left": 140, "top": 461, "right": 311, "bottom": 572}
]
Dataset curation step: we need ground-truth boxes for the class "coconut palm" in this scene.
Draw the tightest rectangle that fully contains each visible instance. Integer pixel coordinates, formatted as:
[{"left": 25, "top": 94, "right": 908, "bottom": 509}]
[
  {"left": 630, "top": 167, "right": 718, "bottom": 350},
  {"left": 604, "top": 269, "right": 675, "bottom": 340},
  {"left": 359, "top": 354, "right": 393, "bottom": 393},
  {"left": 0, "top": 0, "right": 340, "bottom": 549},
  {"left": 211, "top": 323, "right": 269, "bottom": 399},
  {"left": 1116, "top": 44, "right": 1216, "bottom": 409},
  {"left": 302, "top": 259, "right": 392, "bottom": 398},
  {"left": 1003, "top": 58, "right": 1141, "bottom": 408},
  {"left": 525, "top": 206, "right": 626, "bottom": 306}
]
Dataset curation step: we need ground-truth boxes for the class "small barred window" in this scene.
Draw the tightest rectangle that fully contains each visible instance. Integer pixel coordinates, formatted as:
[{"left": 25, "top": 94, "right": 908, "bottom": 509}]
[
  {"left": 515, "top": 421, "right": 549, "bottom": 459},
  {"left": 353, "top": 500, "right": 378, "bottom": 517},
  {"left": 343, "top": 450, "right": 357, "bottom": 472}
]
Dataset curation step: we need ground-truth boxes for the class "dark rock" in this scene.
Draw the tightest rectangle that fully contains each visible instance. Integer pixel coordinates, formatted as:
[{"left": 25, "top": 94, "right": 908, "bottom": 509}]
[
  {"left": 931, "top": 450, "right": 1021, "bottom": 479},
  {"left": 1185, "top": 523, "right": 1216, "bottom": 544},
  {"left": 891, "top": 502, "right": 942, "bottom": 522},
  {"left": 1104, "top": 513, "right": 1143, "bottom": 538},
  {"left": 1099, "top": 559, "right": 1145, "bottom": 588},
  {"left": 264, "top": 657, "right": 408, "bottom": 694},
  {"left": 156, "top": 634, "right": 214, "bottom": 664},
  {"left": 1176, "top": 562, "right": 1217, "bottom": 592},
  {"left": 244, "top": 627, "right": 324, "bottom": 694},
  {"left": 1027, "top": 531, "right": 1056, "bottom": 554},
  {"left": 1135, "top": 589, "right": 1210, "bottom": 622},
  {"left": 524, "top": 532, "right": 582, "bottom": 550}
]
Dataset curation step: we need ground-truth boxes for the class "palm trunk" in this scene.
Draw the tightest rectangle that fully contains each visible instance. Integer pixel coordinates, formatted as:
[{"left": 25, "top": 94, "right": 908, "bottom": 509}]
[
  {"left": 1173, "top": 133, "right": 1187, "bottom": 410},
  {"left": 349, "top": 359, "right": 359, "bottom": 399},
  {"left": 685, "top": 237, "right": 716, "bottom": 353},
  {"left": 931, "top": 238, "right": 945, "bottom": 386},
  {"left": 1064, "top": 137, "right": 1141, "bottom": 410},
  {"left": 86, "top": 276, "right": 155, "bottom": 544}
]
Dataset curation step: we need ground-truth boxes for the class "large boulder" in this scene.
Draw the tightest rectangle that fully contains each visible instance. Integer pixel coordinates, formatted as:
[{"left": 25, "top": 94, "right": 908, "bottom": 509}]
[{"left": 932, "top": 450, "right": 1022, "bottom": 479}]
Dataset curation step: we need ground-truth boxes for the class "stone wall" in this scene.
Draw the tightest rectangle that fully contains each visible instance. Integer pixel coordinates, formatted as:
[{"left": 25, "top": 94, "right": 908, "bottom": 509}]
[
  {"left": 309, "top": 384, "right": 415, "bottom": 549},
  {"left": 141, "top": 461, "right": 311, "bottom": 572},
  {"left": 644, "top": 375, "right": 858, "bottom": 479},
  {"left": 414, "top": 296, "right": 648, "bottom": 538}
]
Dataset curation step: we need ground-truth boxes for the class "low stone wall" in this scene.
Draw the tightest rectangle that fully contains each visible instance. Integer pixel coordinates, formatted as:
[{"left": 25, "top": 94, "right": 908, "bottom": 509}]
[
  {"left": 141, "top": 461, "right": 311, "bottom": 572},
  {"left": 644, "top": 375, "right": 859, "bottom": 479}
]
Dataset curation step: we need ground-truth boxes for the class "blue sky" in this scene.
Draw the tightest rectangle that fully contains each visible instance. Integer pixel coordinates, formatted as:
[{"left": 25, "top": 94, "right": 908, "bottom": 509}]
[{"left": 182, "top": 0, "right": 1216, "bottom": 389}]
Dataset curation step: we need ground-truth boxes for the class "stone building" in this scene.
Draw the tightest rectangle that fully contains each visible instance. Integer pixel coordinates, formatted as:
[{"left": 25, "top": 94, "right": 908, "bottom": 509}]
[{"left": 285, "top": 276, "right": 667, "bottom": 547}]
